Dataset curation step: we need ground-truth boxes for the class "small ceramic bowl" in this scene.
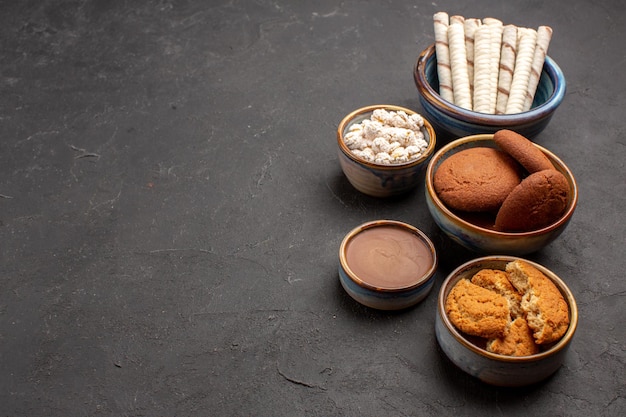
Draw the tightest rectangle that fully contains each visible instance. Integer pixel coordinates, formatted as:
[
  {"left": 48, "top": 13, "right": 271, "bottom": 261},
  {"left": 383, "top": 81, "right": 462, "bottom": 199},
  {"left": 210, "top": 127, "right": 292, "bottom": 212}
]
[
  {"left": 414, "top": 44, "right": 566, "bottom": 141},
  {"left": 337, "top": 104, "right": 437, "bottom": 197},
  {"left": 436, "top": 256, "right": 578, "bottom": 387},
  {"left": 338, "top": 220, "right": 438, "bottom": 310},
  {"left": 425, "top": 134, "right": 578, "bottom": 255}
]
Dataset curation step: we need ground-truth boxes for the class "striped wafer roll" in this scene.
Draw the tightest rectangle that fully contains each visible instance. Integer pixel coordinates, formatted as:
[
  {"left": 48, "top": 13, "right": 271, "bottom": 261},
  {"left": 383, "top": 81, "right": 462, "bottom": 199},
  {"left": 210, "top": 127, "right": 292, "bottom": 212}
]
[
  {"left": 473, "top": 24, "right": 501, "bottom": 113},
  {"left": 496, "top": 25, "right": 518, "bottom": 114},
  {"left": 482, "top": 17, "right": 503, "bottom": 27},
  {"left": 448, "top": 23, "right": 472, "bottom": 109},
  {"left": 472, "top": 25, "right": 492, "bottom": 113},
  {"left": 506, "top": 28, "right": 537, "bottom": 114},
  {"left": 450, "top": 15, "right": 465, "bottom": 25},
  {"left": 433, "top": 12, "right": 454, "bottom": 102},
  {"left": 522, "top": 26, "right": 553, "bottom": 111},
  {"left": 463, "top": 18, "right": 481, "bottom": 95},
  {"left": 485, "top": 19, "right": 503, "bottom": 114},
  {"left": 516, "top": 27, "right": 534, "bottom": 38}
]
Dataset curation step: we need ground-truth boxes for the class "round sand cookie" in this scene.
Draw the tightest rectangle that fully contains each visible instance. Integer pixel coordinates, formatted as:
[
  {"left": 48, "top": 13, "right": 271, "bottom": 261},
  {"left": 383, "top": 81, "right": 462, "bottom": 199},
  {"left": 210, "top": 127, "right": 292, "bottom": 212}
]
[
  {"left": 505, "top": 260, "right": 570, "bottom": 345},
  {"left": 445, "top": 278, "right": 510, "bottom": 339},
  {"left": 486, "top": 317, "right": 540, "bottom": 356},
  {"left": 495, "top": 169, "right": 569, "bottom": 232},
  {"left": 434, "top": 147, "right": 522, "bottom": 212},
  {"left": 494, "top": 129, "right": 554, "bottom": 173}
]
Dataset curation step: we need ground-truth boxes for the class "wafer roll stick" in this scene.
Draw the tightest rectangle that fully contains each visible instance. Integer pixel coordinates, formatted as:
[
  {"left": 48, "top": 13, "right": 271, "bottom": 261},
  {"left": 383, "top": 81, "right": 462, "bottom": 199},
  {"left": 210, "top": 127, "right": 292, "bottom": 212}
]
[
  {"left": 472, "top": 25, "right": 492, "bottom": 113},
  {"left": 473, "top": 24, "right": 501, "bottom": 113},
  {"left": 485, "top": 18, "right": 503, "bottom": 114},
  {"left": 496, "top": 25, "right": 518, "bottom": 114},
  {"left": 482, "top": 17, "right": 502, "bottom": 26},
  {"left": 523, "top": 26, "right": 553, "bottom": 111},
  {"left": 463, "top": 18, "right": 481, "bottom": 95},
  {"left": 505, "top": 28, "right": 537, "bottom": 114},
  {"left": 448, "top": 23, "right": 472, "bottom": 109},
  {"left": 433, "top": 12, "right": 454, "bottom": 102},
  {"left": 517, "top": 27, "right": 533, "bottom": 38},
  {"left": 450, "top": 15, "right": 465, "bottom": 25}
]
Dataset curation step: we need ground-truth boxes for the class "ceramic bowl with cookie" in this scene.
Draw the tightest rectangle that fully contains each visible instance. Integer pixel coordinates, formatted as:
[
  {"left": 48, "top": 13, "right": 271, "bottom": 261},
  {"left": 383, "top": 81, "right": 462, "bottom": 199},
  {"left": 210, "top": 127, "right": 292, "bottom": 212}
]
[
  {"left": 436, "top": 255, "right": 578, "bottom": 387},
  {"left": 413, "top": 44, "right": 566, "bottom": 141},
  {"left": 337, "top": 104, "right": 437, "bottom": 197},
  {"left": 338, "top": 220, "right": 438, "bottom": 310},
  {"left": 425, "top": 131, "right": 578, "bottom": 255}
]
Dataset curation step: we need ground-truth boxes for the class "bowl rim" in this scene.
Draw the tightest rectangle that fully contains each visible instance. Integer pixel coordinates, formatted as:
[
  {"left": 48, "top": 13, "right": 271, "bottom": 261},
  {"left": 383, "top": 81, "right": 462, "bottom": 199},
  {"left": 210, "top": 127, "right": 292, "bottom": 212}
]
[
  {"left": 425, "top": 134, "right": 579, "bottom": 237},
  {"left": 339, "top": 219, "right": 438, "bottom": 292},
  {"left": 337, "top": 104, "right": 437, "bottom": 169},
  {"left": 438, "top": 255, "right": 578, "bottom": 362},
  {"left": 414, "top": 44, "right": 566, "bottom": 124}
]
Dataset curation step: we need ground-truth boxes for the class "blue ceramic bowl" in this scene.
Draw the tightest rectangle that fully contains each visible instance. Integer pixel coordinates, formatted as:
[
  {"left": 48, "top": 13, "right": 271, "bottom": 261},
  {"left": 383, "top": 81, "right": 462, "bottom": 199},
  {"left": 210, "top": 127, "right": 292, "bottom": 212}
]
[
  {"left": 436, "top": 256, "right": 578, "bottom": 387},
  {"left": 413, "top": 44, "right": 566, "bottom": 141},
  {"left": 425, "top": 134, "right": 578, "bottom": 255},
  {"left": 338, "top": 220, "right": 438, "bottom": 310},
  {"left": 337, "top": 105, "right": 437, "bottom": 197}
]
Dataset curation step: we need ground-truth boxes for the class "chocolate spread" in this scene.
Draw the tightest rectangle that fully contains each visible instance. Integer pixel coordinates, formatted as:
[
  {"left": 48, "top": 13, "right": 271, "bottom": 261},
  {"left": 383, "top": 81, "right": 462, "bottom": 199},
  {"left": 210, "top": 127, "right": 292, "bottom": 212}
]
[{"left": 345, "top": 225, "right": 433, "bottom": 289}]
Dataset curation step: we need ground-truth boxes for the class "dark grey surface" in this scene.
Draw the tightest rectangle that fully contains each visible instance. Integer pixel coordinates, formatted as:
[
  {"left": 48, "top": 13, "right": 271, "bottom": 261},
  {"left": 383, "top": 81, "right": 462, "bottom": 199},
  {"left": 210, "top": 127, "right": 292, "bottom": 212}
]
[{"left": 1, "top": 0, "right": 624, "bottom": 416}]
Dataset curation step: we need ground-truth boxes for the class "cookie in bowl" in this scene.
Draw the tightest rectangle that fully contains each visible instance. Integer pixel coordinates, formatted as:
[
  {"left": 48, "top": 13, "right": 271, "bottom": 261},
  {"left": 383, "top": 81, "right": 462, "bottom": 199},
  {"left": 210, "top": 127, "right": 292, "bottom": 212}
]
[
  {"left": 425, "top": 133, "right": 578, "bottom": 255},
  {"left": 436, "top": 256, "right": 578, "bottom": 386}
]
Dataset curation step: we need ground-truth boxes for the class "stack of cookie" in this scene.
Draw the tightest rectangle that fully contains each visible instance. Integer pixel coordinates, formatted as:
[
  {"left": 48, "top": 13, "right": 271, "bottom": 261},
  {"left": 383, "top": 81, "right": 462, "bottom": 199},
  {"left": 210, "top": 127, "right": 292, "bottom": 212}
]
[
  {"left": 445, "top": 259, "right": 570, "bottom": 356},
  {"left": 433, "top": 129, "right": 570, "bottom": 232}
]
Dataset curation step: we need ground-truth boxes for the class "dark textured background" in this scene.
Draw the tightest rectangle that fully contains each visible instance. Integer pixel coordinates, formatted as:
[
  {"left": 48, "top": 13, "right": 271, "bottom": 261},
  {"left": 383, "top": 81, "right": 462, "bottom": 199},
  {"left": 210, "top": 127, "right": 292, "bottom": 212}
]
[{"left": 1, "top": 0, "right": 624, "bottom": 416}]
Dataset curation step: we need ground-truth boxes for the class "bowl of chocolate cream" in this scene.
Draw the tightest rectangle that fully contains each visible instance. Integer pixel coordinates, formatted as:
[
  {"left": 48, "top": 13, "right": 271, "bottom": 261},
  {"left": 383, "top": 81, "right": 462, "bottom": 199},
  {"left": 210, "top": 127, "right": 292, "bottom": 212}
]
[{"left": 338, "top": 220, "right": 438, "bottom": 310}]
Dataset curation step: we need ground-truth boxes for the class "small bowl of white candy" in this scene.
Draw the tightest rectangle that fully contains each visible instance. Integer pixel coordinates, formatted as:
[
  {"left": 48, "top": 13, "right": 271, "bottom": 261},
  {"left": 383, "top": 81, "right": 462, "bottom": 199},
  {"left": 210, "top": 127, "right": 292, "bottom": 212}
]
[{"left": 337, "top": 104, "right": 437, "bottom": 197}]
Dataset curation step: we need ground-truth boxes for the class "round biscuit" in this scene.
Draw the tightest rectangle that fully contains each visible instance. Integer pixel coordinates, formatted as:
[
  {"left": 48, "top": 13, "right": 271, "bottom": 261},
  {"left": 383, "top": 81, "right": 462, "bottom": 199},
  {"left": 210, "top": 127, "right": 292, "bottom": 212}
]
[
  {"left": 434, "top": 147, "right": 522, "bottom": 212},
  {"left": 494, "top": 129, "right": 554, "bottom": 173},
  {"left": 495, "top": 169, "right": 569, "bottom": 232},
  {"left": 445, "top": 278, "right": 510, "bottom": 339}
]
